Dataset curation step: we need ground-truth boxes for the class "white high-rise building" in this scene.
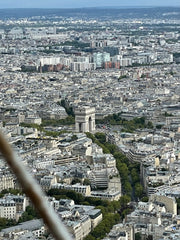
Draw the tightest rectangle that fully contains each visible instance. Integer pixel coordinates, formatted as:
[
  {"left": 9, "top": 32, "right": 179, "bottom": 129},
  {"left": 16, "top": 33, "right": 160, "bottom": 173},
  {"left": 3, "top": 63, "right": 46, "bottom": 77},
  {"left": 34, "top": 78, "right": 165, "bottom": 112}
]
[{"left": 93, "top": 52, "right": 110, "bottom": 68}]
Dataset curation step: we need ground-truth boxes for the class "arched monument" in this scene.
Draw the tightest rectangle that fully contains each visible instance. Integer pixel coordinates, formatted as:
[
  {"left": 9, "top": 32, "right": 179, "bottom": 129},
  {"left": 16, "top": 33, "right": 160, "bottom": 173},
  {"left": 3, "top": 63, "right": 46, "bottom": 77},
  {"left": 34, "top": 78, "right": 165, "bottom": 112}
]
[{"left": 75, "top": 106, "right": 95, "bottom": 133}]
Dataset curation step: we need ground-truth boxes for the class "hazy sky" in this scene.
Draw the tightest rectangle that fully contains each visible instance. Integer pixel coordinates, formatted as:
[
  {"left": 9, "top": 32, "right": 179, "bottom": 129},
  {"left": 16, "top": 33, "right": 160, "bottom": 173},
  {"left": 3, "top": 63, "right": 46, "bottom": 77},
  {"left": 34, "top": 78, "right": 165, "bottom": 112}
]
[{"left": 0, "top": 0, "right": 179, "bottom": 8}]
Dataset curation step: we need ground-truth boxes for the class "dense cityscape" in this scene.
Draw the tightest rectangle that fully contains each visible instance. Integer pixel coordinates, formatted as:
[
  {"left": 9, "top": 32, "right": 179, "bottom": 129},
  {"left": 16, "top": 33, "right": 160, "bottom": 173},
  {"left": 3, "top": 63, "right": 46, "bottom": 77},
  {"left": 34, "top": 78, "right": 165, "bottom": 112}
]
[{"left": 0, "top": 6, "right": 180, "bottom": 240}]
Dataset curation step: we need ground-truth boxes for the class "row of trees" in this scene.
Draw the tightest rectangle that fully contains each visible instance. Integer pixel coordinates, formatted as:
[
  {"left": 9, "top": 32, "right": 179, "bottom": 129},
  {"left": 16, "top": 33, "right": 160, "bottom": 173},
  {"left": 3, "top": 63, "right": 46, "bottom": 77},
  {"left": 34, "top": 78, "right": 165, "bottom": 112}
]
[
  {"left": 112, "top": 149, "right": 143, "bottom": 200},
  {"left": 86, "top": 132, "right": 144, "bottom": 200},
  {"left": 96, "top": 114, "right": 153, "bottom": 132},
  {"left": 84, "top": 132, "right": 147, "bottom": 238},
  {"left": 0, "top": 188, "right": 22, "bottom": 198},
  {"left": 47, "top": 188, "right": 132, "bottom": 239},
  {"left": 20, "top": 122, "right": 69, "bottom": 138},
  {"left": 0, "top": 218, "right": 16, "bottom": 231},
  {"left": 84, "top": 213, "right": 120, "bottom": 240},
  {"left": 41, "top": 116, "right": 75, "bottom": 126}
]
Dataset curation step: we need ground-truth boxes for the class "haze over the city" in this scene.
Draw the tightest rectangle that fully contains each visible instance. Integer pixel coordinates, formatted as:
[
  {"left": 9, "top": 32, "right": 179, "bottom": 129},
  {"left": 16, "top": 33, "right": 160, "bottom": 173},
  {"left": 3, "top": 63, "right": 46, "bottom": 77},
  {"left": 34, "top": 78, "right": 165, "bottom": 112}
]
[
  {"left": 0, "top": 0, "right": 180, "bottom": 239},
  {"left": 0, "top": 0, "right": 179, "bottom": 8}
]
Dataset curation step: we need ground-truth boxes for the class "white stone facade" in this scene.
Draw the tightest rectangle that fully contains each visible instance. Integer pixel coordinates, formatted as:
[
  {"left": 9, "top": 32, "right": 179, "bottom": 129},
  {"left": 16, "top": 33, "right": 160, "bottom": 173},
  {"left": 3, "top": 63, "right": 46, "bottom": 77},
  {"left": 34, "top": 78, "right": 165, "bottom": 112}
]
[{"left": 75, "top": 106, "right": 95, "bottom": 133}]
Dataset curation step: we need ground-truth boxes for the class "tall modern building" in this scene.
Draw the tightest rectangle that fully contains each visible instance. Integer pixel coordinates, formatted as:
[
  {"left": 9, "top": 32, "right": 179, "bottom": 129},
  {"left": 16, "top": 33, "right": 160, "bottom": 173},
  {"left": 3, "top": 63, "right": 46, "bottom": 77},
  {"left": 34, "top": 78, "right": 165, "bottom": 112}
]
[{"left": 93, "top": 52, "right": 110, "bottom": 68}]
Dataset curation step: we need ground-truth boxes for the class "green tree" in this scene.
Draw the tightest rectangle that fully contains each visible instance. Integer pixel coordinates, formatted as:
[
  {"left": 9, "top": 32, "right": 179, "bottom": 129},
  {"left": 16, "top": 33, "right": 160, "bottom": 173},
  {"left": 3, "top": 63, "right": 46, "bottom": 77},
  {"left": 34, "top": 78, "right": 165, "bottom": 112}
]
[
  {"left": 18, "top": 206, "right": 39, "bottom": 223},
  {"left": 6, "top": 219, "right": 16, "bottom": 227},
  {"left": 85, "top": 132, "right": 96, "bottom": 142},
  {"left": 60, "top": 100, "right": 74, "bottom": 117},
  {"left": 26, "top": 206, "right": 39, "bottom": 218},
  {"left": 0, "top": 218, "right": 7, "bottom": 230},
  {"left": 71, "top": 178, "right": 82, "bottom": 184},
  {"left": 95, "top": 132, "right": 106, "bottom": 144},
  {"left": 66, "top": 191, "right": 85, "bottom": 203},
  {"left": 121, "top": 208, "right": 131, "bottom": 219},
  {"left": 111, "top": 200, "right": 121, "bottom": 213},
  {"left": 135, "top": 183, "right": 143, "bottom": 198},
  {"left": 135, "top": 232, "right": 142, "bottom": 240},
  {"left": 120, "top": 195, "right": 131, "bottom": 208},
  {"left": 0, "top": 217, "right": 17, "bottom": 230},
  {"left": 141, "top": 196, "right": 149, "bottom": 202},
  {"left": 1, "top": 188, "right": 22, "bottom": 195},
  {"left": 19, "top": 212, "right": 33, "bottom": 223},
  {"left": 147, "top": 121, "right": 153, "bottom": 128},
  {"left": 71, "top": 135, "right": 78, "bottom": 141},
  {"left": 104, "top": 143, "right": 117, "bottom": 154},
  {"left": 124, "top": 182, "right": 132, "bottom": 196},
  {"left": 131, "top": 168, "right": 140, "bottom": 183},
  {"left": 84, "top": 236, "right": 95, "bottom": 240},
  {"left": 83, "top": 179, "right": 91, "bottom": 186},
  {"left": 116, "top": 163, "right": 129, "bottom": 182},
  {"left": 89, "top": 213, "right": 120, "bottom": 239},
  {"left": 114, "top": 152, "right": 128, "bottom": 163}
]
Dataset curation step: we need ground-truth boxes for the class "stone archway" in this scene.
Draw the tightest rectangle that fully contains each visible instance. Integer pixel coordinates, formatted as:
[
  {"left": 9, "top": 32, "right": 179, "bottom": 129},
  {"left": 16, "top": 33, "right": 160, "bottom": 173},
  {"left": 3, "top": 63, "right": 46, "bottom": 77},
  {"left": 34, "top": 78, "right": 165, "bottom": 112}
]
[{"left": 75, "top": 106, "right": 95, "bottom": 133}]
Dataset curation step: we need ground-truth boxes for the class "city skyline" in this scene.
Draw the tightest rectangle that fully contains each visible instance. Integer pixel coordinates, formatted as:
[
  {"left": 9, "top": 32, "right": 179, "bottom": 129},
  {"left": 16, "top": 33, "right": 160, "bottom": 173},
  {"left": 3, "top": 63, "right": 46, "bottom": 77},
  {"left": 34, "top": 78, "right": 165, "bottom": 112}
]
[
  {"left": 0, "top": 0, "right": 179, "bottom": 8},
  {"left": 0, "top": 3, "right": 179, "bottom": 240}
]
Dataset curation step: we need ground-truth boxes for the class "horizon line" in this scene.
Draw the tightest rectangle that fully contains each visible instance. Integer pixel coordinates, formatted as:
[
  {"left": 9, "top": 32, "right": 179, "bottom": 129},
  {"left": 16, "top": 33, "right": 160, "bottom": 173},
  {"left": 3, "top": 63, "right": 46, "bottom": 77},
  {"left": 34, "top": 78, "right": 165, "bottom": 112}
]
[{"left": 0, "top": 5, "right": 180, "bottom": 9}]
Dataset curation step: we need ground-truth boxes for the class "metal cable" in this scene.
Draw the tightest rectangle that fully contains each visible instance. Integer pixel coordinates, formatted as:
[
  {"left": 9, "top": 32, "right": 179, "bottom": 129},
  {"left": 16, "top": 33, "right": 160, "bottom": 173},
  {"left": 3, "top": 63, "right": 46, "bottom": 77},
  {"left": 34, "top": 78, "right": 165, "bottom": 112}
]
[{"left": 0, "top": 132, "right": 72, "bottom": 240}]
